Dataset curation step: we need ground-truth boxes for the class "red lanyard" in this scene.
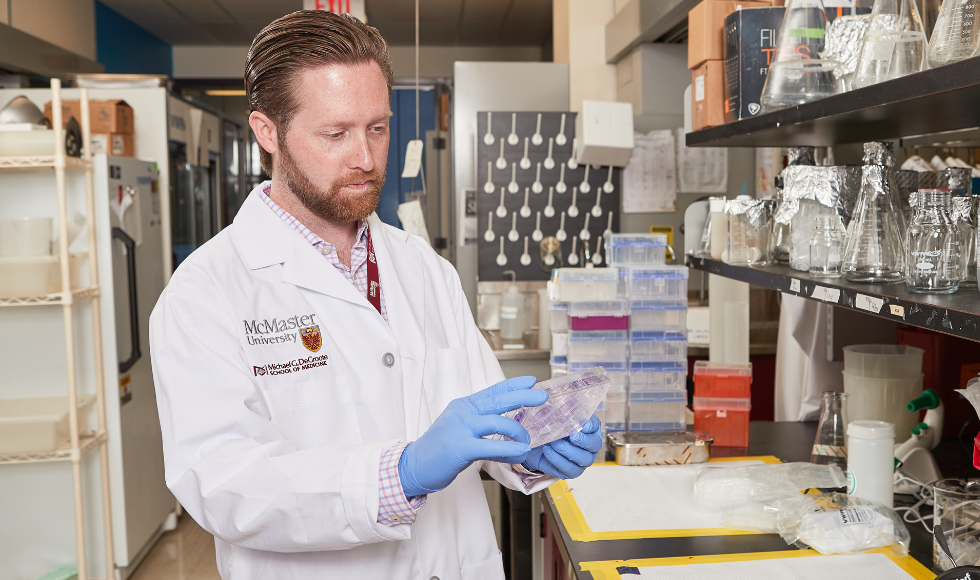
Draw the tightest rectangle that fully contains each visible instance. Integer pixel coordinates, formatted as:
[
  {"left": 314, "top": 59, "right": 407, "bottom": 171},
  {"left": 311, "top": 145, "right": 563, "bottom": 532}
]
[{"left": 365, "top": 227, "right": 382, "bottom": 316}]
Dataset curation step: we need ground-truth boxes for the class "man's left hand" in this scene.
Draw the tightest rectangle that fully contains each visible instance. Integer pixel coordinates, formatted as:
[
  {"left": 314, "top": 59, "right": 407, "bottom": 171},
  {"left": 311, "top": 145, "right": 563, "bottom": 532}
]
[{"left": 522, "top": 415, "right": 603, "bottom": 479}]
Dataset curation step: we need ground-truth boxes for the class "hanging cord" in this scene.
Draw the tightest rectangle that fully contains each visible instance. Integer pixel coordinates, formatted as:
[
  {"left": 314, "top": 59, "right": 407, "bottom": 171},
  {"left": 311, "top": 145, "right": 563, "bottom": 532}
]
[
  {"left": 411, "top": 0, "right": 427, "bottom": 198},
  {"left": 892, "top": 469, "right": 936, "bottom": 533}
]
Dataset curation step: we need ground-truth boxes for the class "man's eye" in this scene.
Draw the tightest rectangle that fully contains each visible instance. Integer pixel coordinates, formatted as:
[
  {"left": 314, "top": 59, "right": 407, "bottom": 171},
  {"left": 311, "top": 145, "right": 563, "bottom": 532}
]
[
  {"left": 328, "top": 132, "right": 344, "bottom": 139},
  {"left": 372, "top": 126, "right": 386, "bottom": 133}
]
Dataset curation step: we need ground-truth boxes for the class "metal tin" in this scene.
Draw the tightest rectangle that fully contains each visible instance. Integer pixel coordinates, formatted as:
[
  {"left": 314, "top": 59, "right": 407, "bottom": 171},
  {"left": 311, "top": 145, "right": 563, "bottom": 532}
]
[{"left": 607, "top": 431, "right": 712, "bottom": 466}]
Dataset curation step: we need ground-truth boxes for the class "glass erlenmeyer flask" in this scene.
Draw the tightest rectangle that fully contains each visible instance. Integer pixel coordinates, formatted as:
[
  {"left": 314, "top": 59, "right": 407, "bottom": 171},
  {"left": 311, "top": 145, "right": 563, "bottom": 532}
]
[
  {"left": 863, "top": 141, "right": 909, "bottom": 236},
  {"left": 811, "top": 392, "right": 848, "bottom": 472},
  {"left": 852, "top": 0, "right": 927, "bottom": 88},
  {"left": 926, "top": 0, "right": 980, "bottom": 67},
  {"left": 760, "top": 0, "right": 844, "bottom": 112},
  {"left": 841, "top": 145, "right": 907, "bottom": 283}
]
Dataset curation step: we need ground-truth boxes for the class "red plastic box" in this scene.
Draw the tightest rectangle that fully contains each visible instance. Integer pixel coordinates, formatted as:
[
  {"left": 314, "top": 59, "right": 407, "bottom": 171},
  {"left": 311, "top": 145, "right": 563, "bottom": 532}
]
[{"left": 693, "top": 361, "right": 752, "bottom": 447}]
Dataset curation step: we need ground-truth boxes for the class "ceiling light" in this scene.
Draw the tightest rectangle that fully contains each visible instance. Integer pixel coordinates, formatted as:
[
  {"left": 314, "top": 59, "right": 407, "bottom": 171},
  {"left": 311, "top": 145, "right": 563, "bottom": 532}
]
[{"left": 205, "top": 90, "right": 246, "bottom": 96}]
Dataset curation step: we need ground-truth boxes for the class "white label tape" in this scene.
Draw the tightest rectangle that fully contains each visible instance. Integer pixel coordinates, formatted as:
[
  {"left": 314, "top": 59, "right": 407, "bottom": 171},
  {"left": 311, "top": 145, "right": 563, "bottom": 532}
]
[
  {"left": 855, "top": 294, "right": 884, "bottom": 313},
  {"left": 790, "top": 279, "right": 801, "bottom": 293},
  {"left": 811, "top": 286, "right": 840, "bottom": 303},
  {"left": 889, "top": 304, "right": 905, "bottom": 318}
]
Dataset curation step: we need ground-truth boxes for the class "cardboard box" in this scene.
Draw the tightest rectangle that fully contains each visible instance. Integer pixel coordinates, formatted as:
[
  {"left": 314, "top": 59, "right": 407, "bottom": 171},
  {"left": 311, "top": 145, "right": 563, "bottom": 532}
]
[
  {"left": 692, "top": 60, "right": 726, "bottom": 131},
  {"left": 44, "top": 100, "right": 134, "bottom": 134},
  {"left": 724, "top": 7, "right": 785, "bottom": 123},
  {"left": 722, "top": 6, "right": 872, "bottom": 123},
  {"left": 688, "top": 0, "right": 772, "bottom": 70},
  {"left": 90, "top": 133, "right": 134, "bottom": 157}
]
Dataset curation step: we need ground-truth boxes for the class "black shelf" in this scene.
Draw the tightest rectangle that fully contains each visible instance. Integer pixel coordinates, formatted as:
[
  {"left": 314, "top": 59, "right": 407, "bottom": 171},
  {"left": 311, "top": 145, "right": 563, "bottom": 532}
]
[
  {"left": 686, "top": 256, "right": 980, "bottom": 343},
  {"left": 686, "top": 56, "right": 980, "bottom": 148}
]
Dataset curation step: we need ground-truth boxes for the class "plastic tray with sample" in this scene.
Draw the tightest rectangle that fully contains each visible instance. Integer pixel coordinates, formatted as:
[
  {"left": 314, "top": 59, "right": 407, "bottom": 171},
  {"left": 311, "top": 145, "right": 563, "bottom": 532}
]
[
  {"left": 629, "top": 300, "right": 688, "bottom": 337},
  {"left": 504, "top": 367, "right": 611, "bottom": 448},
  {"left": 607, "top": 233, "right": 667, "bottom": 266},
  {"left": 568, "top": 300, "right": 629, "bottom": 330},
  {"left": 629, "top": 361, "right": 688, "bottom": 393},
  {"left": 553, "top": 267, "right": 619, "bottom": 302},
  {"left": 628, "top": 332, "right": 687, "bottom": 363},
  {"left": 626, "top": 265, "right": 689, "bottom": 300},
  {"left": 567, "top": 329, "right": 628, "bottom": 363},
  {"left": 627, "top": 399, "right": 687, "bottom": 432},
  {"left": 570, "top": 361, "right": 627, "bottom": 394},
  {"left": 550, "top": 363, "right": 567, "bottom": 378},
  {"left": 550, "top": 301, "right": 569, "bottom": 333}
]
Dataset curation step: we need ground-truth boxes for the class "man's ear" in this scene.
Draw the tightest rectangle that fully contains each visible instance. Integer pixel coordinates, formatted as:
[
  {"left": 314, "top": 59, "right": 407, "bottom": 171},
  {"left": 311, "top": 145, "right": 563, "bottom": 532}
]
[{"left": 248, "top": 111, "right": 279, "bottom": 157}]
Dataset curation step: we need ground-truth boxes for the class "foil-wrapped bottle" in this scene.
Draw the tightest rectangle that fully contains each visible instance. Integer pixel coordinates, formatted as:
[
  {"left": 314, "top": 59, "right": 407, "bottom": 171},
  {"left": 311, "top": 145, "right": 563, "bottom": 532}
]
[
  {"left": 769, "top": 147, "right": 816, "bottom": 264},
  {"left": 841, "top": 142, "right": 907, "bottom": 283}
]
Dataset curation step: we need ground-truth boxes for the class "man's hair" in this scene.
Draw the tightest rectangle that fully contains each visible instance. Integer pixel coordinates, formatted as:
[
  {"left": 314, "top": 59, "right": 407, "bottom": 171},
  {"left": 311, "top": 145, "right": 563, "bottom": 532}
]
[{"left": 245, "top": 10, "right": 393, "bottom": 173}]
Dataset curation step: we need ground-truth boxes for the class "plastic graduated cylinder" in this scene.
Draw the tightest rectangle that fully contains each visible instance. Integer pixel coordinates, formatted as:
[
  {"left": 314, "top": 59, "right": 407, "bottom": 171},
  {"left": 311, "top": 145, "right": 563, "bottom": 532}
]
[{"left": 502, "top": 366, "right": 611, "bottom": 448}]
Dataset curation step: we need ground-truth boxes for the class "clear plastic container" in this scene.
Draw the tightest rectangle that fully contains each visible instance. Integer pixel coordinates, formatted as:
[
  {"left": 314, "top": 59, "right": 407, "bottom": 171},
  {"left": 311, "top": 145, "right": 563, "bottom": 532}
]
[
  {"left": 605, "top": 392, "right": 627, "bottom": 432},
  {"left": 606, "top": 233, "right": 667, "bottom": 266},
  {"left": 553, "top": 267, "right": 619, "bottom": 302},
  {"left": 567, "top": 330, "right": 628, "bottom": 363},
  {"left": 0, "top": 255, "right": 56, "bottom": 296},
  {"left": 550, "top": 363, "right": 567, "bottom": 378},
  {"left": 551, "top": 355, "right": 567, "bottom": 365},
  {"left": 503, "top": 367, "right": 611, "bottom": 448},
  {"left": 628, "top": 333, "right": 687, "bottom": 363},
  {"left": 692, "top": 397, "right": 752, "bottom": 411},
  {"left": 550, "top": 302, "right": 569, "bottom": 334},
  {"left": 606, "top": 368, "right": 628, "bottom": 394},
  {"left": 629, "top": 361, "right": 688, "bottom": 393},
  {"left": 630, "top": 389, "right": 687, "bottom": 403},
  {"left": 842, "top": 344, "right": 924, "bottom": 378},
  {"left": 551, "top": 332, "right": 568, "bottom": 360},
  {"left": 693, "top": 361, "right": 753, "bottom": 398},
  {"left": 568, "top": 300, "right": 630, "bottom": 330},
  {"left": 626, "top": 266, "right": 689, "bottom": 300},
  {"left": 628, "top": 400, "right": 687, "bottom": 431},
  {"left": 629, "top": 300, "right": 688, "bottom": 336},
  {"left": 0, "top": 396, "right": 96, "bottom": 454},
  {"left": 0, "top": 217, "right": 52, "bottom": 257}
]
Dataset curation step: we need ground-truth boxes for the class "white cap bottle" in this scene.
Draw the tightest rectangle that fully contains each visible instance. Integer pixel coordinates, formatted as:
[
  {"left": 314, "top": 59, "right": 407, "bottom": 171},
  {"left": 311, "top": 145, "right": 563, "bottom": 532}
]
[{"left": 846, "top": 420, "right": 895, "bottom": 508}]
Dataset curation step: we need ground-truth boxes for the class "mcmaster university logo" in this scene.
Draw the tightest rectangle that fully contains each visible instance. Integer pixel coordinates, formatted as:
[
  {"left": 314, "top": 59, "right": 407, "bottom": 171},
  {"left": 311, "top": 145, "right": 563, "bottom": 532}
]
[{"left": 300, "top": 325, "right": 322, "bottom": 352}]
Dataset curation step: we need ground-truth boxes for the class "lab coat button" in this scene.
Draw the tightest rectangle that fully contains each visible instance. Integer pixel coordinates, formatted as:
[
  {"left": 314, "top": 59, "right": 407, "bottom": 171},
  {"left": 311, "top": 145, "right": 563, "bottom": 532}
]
[
  {"left": 390, "top": 515, "right": 402, "bottom": 523},
  {"left": 382, "top": 352, "right": 395, "bottom": 367}
]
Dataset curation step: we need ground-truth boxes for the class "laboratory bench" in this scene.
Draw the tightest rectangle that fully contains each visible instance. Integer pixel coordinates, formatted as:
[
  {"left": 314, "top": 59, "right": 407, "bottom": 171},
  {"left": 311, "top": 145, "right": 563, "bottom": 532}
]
[{"left": 540, "top": 421, "right": 976, "bottom": 580}]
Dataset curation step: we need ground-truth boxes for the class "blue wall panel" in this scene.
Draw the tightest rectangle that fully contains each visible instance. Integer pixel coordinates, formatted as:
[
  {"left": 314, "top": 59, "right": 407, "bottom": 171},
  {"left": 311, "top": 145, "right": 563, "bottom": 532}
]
[
  {"left": 95, "top": 1, "right": 172, "bottom": 75},
  {"left": 377, "top": 88, "right": 435, "bottom": 229}
]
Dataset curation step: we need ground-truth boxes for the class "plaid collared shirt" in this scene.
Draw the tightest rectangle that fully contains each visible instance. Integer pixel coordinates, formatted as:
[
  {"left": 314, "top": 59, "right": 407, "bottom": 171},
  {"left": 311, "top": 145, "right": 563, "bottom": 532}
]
[{"left": 260, "top": 184, "right": 423, "bottom": 526}]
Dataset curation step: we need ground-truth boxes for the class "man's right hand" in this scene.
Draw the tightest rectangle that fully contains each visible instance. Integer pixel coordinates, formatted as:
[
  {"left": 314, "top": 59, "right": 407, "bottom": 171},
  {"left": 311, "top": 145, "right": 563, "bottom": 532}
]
[{"left": 398, "top": 376, "right": 547, "bottom": 498}]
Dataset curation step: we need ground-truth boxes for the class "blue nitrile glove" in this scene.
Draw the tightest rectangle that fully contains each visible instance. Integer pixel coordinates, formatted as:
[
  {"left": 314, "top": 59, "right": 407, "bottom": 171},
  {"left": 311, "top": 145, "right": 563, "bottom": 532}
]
[
  {"left": 522, "top": 415, "right": 602, "bottom": 480},
  {"left": 399, "top": 376, "right": 548, "bottom": 498}
]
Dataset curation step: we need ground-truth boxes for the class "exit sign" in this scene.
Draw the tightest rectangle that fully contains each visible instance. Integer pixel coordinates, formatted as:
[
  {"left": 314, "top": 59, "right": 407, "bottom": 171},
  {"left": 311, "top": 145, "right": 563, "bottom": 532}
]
[{"left": 304, "top": 0, "right": 367, "bottom": 23}]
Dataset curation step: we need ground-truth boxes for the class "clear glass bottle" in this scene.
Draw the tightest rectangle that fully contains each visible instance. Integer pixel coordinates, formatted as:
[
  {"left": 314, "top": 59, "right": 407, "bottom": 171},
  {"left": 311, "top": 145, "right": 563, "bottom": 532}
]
[
  {"left": 809, "top": 215, "right": 845, "bottom": 277},
  {"left": 811, "top": 392, "right": 848, "bottom": 472},
  {"left": 760, "top": 0, "right": 844, "bottom": 112},
  {"left": 906, "top": 189, "right": 960, "bottom": 293},
  {"left": 851, "top": 0, "right": 927, "bottom": 89},
  {"left": 841, "top": 163, "right": 907, "bottom": 283},
  {"left": 926, "top": 0, "right": 980, "bottom": 67},
  {"left": 951, "top": 196, "right": 977, "bottom": 287}
]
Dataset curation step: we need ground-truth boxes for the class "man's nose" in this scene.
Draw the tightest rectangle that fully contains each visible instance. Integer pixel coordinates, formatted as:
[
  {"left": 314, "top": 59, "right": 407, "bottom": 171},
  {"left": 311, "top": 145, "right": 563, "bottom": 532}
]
[{"left": 348, "top": 131, "right": 375, "bottom": 172}]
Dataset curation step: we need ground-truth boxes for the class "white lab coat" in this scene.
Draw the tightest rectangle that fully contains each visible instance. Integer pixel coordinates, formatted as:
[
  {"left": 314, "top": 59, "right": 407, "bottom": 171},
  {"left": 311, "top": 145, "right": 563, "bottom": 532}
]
[{"left": 149, "top": 188, "right": 556, "bottom": 580}]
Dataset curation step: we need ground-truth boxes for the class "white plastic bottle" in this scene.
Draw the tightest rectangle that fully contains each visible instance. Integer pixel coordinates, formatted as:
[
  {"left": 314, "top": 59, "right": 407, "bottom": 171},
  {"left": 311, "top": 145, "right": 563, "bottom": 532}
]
[
  {"left": 500, "top": 283, "right": 525, "bottom": 340},
  {"left": 846, "top": 420, "right": 895, "bottom": 508}
]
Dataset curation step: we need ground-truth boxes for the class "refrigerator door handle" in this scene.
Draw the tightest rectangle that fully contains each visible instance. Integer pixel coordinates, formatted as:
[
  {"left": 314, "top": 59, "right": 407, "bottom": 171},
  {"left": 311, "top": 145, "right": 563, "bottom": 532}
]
[{"left": 113, "top": 227, "right": 141, "bottom": 374}]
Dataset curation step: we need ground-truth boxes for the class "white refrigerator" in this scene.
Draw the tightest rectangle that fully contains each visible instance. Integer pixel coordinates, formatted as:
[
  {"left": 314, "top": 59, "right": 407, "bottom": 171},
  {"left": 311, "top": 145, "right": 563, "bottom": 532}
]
[{"left": 0, "top": 154, "right": 174, "bottom": 580}]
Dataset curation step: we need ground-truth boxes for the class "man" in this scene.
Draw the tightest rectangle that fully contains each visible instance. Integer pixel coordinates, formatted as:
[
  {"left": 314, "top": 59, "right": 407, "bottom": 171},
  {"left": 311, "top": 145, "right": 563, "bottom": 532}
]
[{"left": 149, "top": 10, "right": 602, "bottom": 580}]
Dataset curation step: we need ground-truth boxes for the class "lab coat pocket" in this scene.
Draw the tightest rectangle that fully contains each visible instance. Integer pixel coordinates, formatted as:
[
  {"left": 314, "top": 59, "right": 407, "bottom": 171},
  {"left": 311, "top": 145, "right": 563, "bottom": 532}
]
[
  {"left": 423, "top": 346, "right": 472, "bottom": 421},
  {"left": 264, "top": 377, "right": 361, "bottom": 448},
  {"left": 460, "top": 550, "right": 505, "bottom": 580}
]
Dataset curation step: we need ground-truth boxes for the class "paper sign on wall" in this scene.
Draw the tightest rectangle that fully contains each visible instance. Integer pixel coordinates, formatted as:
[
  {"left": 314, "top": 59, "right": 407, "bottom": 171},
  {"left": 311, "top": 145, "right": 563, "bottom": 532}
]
[
  {"left": 401, "top": 140, "right": 424, "bottom": 178},
  {"left": 622, "top": 130, "right": 677, "bottom": 213}
]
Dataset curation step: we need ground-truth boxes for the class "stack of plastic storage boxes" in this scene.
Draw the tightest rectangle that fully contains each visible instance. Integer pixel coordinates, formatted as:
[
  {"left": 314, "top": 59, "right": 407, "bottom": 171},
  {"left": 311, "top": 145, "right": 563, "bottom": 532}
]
[
  {"left": 692, "top": 362, "right": 752, "bottom": 447},
  {"left": 549, "top": 268, "right": 626, "bottom": 448},
  {"left": 608, "top": 234, "right": 690, "bottom": 433}
]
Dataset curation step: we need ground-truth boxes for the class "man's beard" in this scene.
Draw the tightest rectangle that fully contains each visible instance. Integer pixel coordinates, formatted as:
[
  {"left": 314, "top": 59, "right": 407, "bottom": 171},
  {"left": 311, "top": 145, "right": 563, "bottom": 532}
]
[{"left": 277, "top": 139, "right": 385, "bottom": 223}]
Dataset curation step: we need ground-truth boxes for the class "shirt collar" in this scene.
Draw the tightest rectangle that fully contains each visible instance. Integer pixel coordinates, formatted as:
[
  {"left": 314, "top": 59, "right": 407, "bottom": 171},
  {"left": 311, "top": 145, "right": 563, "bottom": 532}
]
[{"left": 259, "top": 181, "right": 369, "bottom": 250}]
